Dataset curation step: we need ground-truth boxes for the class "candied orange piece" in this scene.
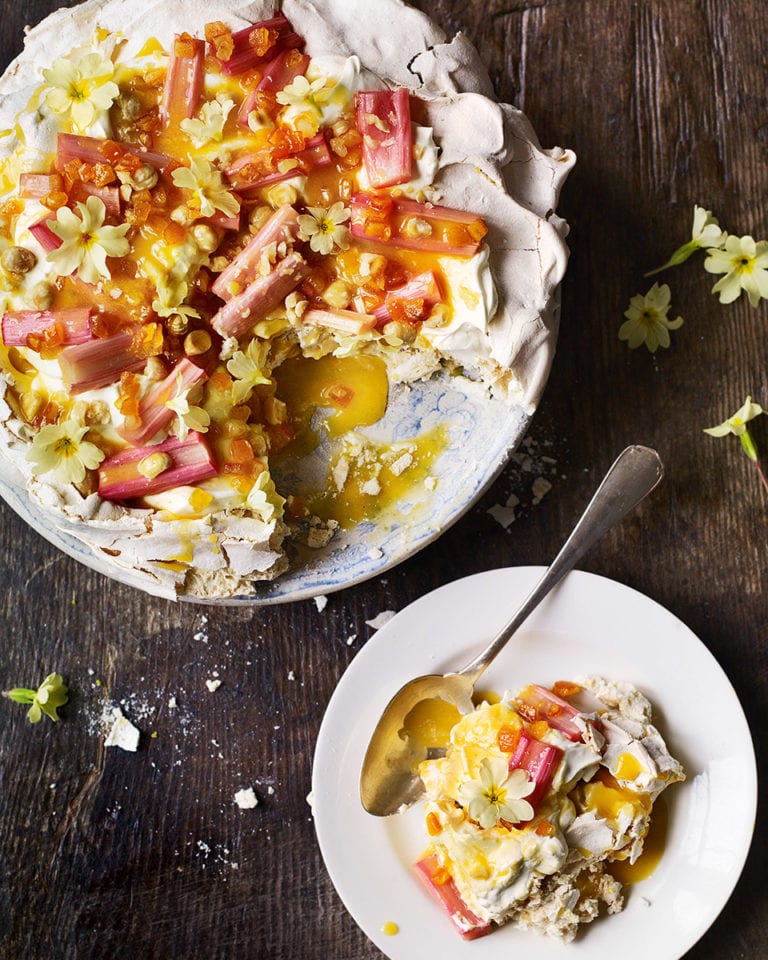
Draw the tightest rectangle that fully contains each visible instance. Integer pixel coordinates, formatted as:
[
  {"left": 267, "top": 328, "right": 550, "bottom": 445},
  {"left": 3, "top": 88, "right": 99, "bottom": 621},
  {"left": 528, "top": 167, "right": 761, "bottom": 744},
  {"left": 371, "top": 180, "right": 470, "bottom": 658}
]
[
  {"left": 496, "top": 724, "right": 520, "bottom": 753},
  {"left": 163, "top": 221, "right": 187, "bottom": 245},
  {"left": 175, "top": 33, "right": 198, "bottom": 58},
  {"left": 92, "top": 163, "right": 116, "bottom": 187},
  {"left": 552, "top": 680, "right": 581, "bottom": 699},
  {"left": 229, "top": 438, "right": 255, "bottom": 463},
  {"left": 0, "top": 198, "right": 23, "bottom": 220},
  {"left": 204, "top": 20, "right": 230, "bottom": 41},
  {"left": 426, "top": 813, "right": 443, "bottom": 837},
  {"left": 248, "top": 27, "right": 278, "bottom": 57},
  {"left": 98, "top": 140, "right": 124, "bottom": 163},
  {"left": 41, "top": 191, "right": 69, "bottom": 210},
  {"left": 116, "top": 371, "right": 141, "bottom": 417},
  {"left": 535, "top": 820, "right": 556, "bottom": 837},
  {"left": 529, "top": 720, "right": 550, "bottom": 740},
  {"left": 131, "top": 322, "right": 164, "bottom": 358}
]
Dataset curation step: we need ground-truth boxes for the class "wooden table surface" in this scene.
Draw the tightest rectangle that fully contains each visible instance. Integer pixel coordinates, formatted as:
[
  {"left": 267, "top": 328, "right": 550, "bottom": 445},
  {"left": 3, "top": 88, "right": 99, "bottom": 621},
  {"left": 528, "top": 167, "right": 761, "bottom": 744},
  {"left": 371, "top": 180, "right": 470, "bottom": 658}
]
[{"left": 1, "top": 1, "right": 765, "bottom": 958}]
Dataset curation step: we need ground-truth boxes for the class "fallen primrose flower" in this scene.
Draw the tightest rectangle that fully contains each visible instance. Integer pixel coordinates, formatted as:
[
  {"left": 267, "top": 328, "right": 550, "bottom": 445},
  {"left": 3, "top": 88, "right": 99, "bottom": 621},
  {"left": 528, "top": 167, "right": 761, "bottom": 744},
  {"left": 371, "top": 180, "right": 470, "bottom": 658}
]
[
  {"left": 704, "top": 396, "right": 768, "bottom": 495},
  {"left": 646, "top": 204, "right": 727, "bottom": 277},
  {"left": 3, "top": 672, "right": 69, "bottom": 723}
]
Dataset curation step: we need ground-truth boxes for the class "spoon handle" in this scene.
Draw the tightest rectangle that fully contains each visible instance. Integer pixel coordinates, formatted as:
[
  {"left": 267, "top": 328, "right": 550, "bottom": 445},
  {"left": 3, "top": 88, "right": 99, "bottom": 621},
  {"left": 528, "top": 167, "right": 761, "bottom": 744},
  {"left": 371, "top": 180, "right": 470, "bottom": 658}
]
[{"left": 458, "top": 444, "right": 664, "bottom": 680}]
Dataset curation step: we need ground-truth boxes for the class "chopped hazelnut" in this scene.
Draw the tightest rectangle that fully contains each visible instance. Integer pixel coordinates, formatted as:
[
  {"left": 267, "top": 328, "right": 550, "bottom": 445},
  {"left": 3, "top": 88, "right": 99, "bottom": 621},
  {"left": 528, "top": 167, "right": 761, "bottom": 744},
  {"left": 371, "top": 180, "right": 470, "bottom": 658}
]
[
  {"left": 28, "top": 281, "right": 54, "bottom": 311},
  {"left": 137, "top": 452, "right": 172, "bottom": 479},
  {"left": 1, "top": 246, "right": 37, "bottom": 274},
  {"left": 184, "top": 330, "right": 212, "bottom": 356},
  {"left": 166, "top": 314, "right": 189, "bottom": 337}
]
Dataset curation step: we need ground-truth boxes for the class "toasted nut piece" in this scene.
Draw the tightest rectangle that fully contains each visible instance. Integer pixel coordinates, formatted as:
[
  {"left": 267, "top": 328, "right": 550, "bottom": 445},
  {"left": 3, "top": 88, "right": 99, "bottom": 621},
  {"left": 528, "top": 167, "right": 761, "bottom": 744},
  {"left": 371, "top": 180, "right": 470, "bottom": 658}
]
[
  {"left": 119, "top": 93, "right": 143, "bottom": 120},
  {"left": 144, "top": 356, "right": 168, "bottom": 381},
  {"left": 117, "top": 163, "right": 158, "bottom": 191},
  {"left": 248, "top": 205, "right": 273, "bottom": 233},
  {"left": 170, "top": 204, "right": 191, "bottom": 225},
  {"left": 248, "top": 425, "right": 268, "bottom": 456},
  {"left": 192, "top": 224, "right": 220, "bottom": 253},
  {"left": 29, "top": 281, "right": 54, "bottom": 311},
  {"left": 223, "top": 418, "right": 249, "bottom": 438},
  {"left": 402, "top": 217, "right": 433, "bottom": 239},
  {"left": 262, "top": 395, "right": 287, "bottom": 425},
  {"left": 383, "top": 320, "right": 417, "bottom": 343},
  {"left": 19, "top": 391, "right": 45, "bottom": 421},
  {"left": 71, "top": 399, "right": 111, "bottom": 426},
  {"left": 2, "top": 246, "right": 37, "bottom": 274},
  {"left": 184, "top": 330, "right": 212, "bottom": 356},
  {"left": 137, "top": 452, "right": 172, "bottom": 479},
  {"left": 166, "top": 314, "right": 189, "bottom": 337},
  {"left": 322, "top": 280, "right": 352, "bottom": 310}
]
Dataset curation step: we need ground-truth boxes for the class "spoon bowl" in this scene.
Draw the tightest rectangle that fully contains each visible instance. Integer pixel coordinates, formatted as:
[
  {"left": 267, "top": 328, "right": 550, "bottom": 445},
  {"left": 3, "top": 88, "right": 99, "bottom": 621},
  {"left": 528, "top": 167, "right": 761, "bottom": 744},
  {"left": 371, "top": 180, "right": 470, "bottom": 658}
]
[{"left": 359, "top": 444, "right": 664, "bottom": 816}]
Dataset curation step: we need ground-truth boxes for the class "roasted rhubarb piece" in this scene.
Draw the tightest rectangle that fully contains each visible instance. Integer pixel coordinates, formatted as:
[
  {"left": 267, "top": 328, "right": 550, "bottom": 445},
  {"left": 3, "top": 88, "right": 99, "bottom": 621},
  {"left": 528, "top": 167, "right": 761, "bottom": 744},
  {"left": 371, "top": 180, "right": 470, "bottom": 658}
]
[
  {"left": 237, "top": 49, "right": 310, "bottom": 125},
  {"left": 71, "top": 183, "right": 121, "bottom": 219},
  {"left": 18, "top": 173, "right": 65, "bottom": 199},
  {"left": 161, "top": 33, "right": 206, "bottom": 127},
  {"left": 98, "top": 431, "right": 217, "bottom": 501},
  {"left": 508, "top": 731, "right": 562, "bottom": 810},
  {"left": 58, "top": 331, "right": 145, "bottom": 394},
  {"left": 119, "top": 357, "right": 208, "bottom": 446},
  {"left": 373, "top": 270, "right": 444, "bottom": 324},
  {"left": 211, "top": 253, "right": 307, "bottom": 338},
  {"left": 414, "top": 855, "right": 492, "bottom": 941},
  {"left": 515, "top": 684, "right": 584, "bottom": 743},
  {"left": 2, "top": 308, "right": 93, "bottom": 348},
  {"left": 56, "top": 134, "right": 173, "bottom": 174},
  {"left": 211, "top": 14, "right": 303, "bottom": 76},
  {"left": 302, "top": 307, "right": 377, "bottom": 335},
  {"left": 29, "top": 220, "right": 62, "bottom": 253},
  {"left": 212, "top": 204, "right": 300, "bottom": 301},
  {"left": 355, "top": 89, "right": 413, "bottom": 189},
  {"left": 226, "top": 135, "right": 332, "bottom": 194},
  {"left": 350, "top": 193, "right": 488, "bottom": 257}
]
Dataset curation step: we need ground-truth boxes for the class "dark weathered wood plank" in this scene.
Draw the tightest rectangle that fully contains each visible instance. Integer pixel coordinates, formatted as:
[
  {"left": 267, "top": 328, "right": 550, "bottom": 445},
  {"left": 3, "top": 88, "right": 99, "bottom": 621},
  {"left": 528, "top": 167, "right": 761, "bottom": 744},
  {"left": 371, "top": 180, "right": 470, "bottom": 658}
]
[{"left": 0, "top": 1, "right": 766, "bottom": 958}]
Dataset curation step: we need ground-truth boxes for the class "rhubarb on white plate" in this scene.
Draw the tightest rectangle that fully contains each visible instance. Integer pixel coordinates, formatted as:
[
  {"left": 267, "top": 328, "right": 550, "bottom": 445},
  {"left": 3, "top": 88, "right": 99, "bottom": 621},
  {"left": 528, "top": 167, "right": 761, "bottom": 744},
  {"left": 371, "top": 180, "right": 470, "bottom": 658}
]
[
  {"left": 413, "top": 677, "right": 685, "bottom": 942},
  {"left": 0, "top": 0, "right": 574, "bottom": 599}
]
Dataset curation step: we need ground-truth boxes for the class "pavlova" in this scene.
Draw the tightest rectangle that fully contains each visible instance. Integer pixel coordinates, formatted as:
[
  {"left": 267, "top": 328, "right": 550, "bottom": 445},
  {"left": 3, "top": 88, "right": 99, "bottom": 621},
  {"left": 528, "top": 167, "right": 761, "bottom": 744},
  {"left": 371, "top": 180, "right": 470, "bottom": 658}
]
[
  {"left": 415, "top": 677, "right": 684, "bottom": 941},
  {"left": 0, "top": 0, "right": 574, "bottom": 599}
]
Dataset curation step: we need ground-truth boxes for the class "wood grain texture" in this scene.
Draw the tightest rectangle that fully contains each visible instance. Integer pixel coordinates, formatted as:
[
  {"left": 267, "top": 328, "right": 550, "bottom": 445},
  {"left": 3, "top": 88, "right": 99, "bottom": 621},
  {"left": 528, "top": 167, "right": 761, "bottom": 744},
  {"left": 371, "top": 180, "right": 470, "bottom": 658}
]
[{"left": 0, "top": 1, "right": 766, "bottom": 958}]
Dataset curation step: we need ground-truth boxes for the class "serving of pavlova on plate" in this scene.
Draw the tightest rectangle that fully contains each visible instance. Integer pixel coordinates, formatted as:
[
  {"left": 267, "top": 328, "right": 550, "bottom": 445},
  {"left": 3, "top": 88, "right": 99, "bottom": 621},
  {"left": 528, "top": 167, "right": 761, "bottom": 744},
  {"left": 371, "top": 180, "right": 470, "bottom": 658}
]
[
  {"left": 411, "top": 677, "right": 685, "bottom": 941},
  {"left": 0, "top": 0, "right": 574, "bottom": 600}
]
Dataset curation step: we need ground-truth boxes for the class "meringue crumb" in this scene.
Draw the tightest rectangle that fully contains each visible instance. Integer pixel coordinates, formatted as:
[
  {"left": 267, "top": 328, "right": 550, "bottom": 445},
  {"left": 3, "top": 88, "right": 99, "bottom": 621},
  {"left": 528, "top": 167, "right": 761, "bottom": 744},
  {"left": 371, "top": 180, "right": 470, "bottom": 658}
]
[
  {"left": 314, "top": 595, "right": 328, "bottom": 612},
  {"left": 205, "top": 679, "right": 222, "bottom": 692},
  {"left": 365, "top": 610, "right": 396, "bottom": 629},
  {"left": 104, "top": 709, "right": 140, "bottom": 752},
  {"left": 234, "top": 788, "right": 258, "bottom": 809}
]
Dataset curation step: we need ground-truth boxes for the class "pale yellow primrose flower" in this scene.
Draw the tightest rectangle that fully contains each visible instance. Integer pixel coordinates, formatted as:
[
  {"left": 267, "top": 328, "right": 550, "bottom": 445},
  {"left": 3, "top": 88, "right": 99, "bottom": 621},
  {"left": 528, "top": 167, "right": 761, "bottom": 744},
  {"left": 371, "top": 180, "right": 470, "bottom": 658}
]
[
  {"left": 704, "top": 234, "right": 768, "bottom": 307},
  {"left": 226, "top": 339, "right": 272, "bottom": 405},
  {"left": 26, "top": 420, "right": 105, "bottom": 484},
  {"left": 166, "top": 373, "right": 211, "bottom": 442},
  {"left": 456, "top": 757, "right": 535, "bottom": 829},
  {"left": 47, "top": 195, "right": 130, "bottom": 284},
  {"left": 276, "top": 74, "right": 332, "bottom": 115},
  {"left": 704, "top": 396, "right": 764, "bottom": 461},
  {"left": 619, "top": 282, "right": 683, "bottom": 352},
  {"left": 4, "top": 673, "right": 68, "bottom": 723},
  {"left": 246, "top": 470, "right": 285, "bottom": 523},
  {"left": 43, "top": 52, "right": 119, "bottom": 132},
  {"left": 171, "top": 158, "right": 240, "bottom": 220},
  {"left": 180, "top": 96, "right": 236, "bottom": 148},
  {"left": 646, "top": 205, "right": 727, "bottom": 276},
  {"left": 297, "top": 202, "right": 351, "bottom": 256}
]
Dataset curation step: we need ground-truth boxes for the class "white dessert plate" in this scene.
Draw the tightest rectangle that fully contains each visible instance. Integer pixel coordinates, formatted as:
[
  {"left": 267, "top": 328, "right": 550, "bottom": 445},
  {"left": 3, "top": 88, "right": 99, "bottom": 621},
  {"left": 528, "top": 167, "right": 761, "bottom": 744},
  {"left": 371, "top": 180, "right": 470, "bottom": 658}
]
[{"left": 312, "top": 567, "right": 757, "bottom": 960}]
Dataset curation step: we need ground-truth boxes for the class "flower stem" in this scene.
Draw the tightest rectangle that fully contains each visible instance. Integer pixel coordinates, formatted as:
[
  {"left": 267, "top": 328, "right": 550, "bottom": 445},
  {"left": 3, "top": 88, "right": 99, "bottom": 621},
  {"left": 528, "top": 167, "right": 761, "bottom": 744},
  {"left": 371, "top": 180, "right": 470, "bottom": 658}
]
[{"left": 753, "top": 457, "right": 768, "bottom": 496}]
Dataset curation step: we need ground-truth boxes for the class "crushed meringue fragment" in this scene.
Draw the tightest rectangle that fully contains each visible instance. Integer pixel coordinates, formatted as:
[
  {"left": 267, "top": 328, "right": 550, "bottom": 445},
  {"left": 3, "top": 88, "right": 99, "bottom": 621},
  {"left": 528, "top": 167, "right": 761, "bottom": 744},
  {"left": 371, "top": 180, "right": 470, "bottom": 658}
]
[
  {"left": 414, "top": 677, "right": 684, "bottom": 942},
  {"left": 0, "top": 0, "right": 574, "bottom": 598}
]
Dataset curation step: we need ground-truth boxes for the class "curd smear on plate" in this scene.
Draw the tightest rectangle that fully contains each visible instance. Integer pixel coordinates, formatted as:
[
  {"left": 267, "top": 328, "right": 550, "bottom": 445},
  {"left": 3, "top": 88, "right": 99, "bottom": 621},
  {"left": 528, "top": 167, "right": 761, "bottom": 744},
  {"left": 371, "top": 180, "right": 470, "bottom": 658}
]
[{"left": 414, "top": 676, "right": 685, "bottom": 942}]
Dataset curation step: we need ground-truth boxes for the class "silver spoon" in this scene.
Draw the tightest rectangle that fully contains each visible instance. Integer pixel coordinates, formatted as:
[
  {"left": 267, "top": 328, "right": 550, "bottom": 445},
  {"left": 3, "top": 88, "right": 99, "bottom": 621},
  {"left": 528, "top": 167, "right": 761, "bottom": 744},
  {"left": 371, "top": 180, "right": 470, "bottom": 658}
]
[{"left": 360, "top": 444, "right": 664, "bottom": 816}]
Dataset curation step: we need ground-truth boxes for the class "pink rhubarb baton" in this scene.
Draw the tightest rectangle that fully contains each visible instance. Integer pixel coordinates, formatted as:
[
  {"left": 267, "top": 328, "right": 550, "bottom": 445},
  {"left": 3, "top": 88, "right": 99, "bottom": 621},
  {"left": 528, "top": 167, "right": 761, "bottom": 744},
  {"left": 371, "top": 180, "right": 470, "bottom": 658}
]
[
  {"left": 29, "top": 220, "right": 62, "bottom": 253},
  {"left": 213, "top": 14, "right": 303, "bottom": 76},
  {"left": 414, "top": 855, "right": 492, "bottom": 940},
  {"left": 161, "top": 34, "right": 206, "bottom": 126},
  {"left": 508, "top": 731, "right": 563, "bottom": 810},
  {"left": 211, "top": 204, "right": 300, "bottom": 301},
  {"left": 237, "top": 49, "right": 310, "bottom": 125},
  {"left": 226, "top": 135, "right": 332, "bottom": 194},
  {"left": 98, "top": 431, "right": 217, "bottom": 501},
  {"left": 302, "top": 307, "right": 377, "bottom": 335},
  {"left": 1, "top": 308, "right": 93, "bottom": 347},
  {"left": 355, "top": 89, "right": 413, "bottom": 189},
  {"left": 373, "top": 270, "right": 444, "bottom": 324},
  {"left": 119, "top": 357, "right": 208, "bottom": 446},
  {"left": 18, "top": 173, "right": 65, "bottom": 199},
  {"left": 56, "top": 134, "right": 173, "bottom": 174},
  {"left": 58, "top": 331, "right": 146, "bottom": 394},
  {"left": 350, "top": 193, "right": 488, "bottom": 257},
  {"left": 516, "top": 685, "right": 584, "bottom": 743},
  {"left": 211, "top": 252, "right": 308, "bottom": 339}
]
